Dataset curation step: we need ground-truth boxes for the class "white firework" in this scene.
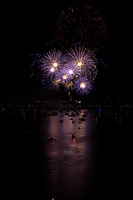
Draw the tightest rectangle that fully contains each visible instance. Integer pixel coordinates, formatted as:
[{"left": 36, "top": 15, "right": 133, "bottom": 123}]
[
  {"left": 73, "top": 75, "right": 93, "bottom": 96},
  {"left": 55, "top": 62, "right": 77, "bottom": 84},
  {"left": 40, "top": 48, "right": 65, "bottom": 88},
  {"left": 40, "top": 49, "right": 65, "bottom": 78},
  {"left": 66, "top": 46, "right": 97, "bottom": 80}
]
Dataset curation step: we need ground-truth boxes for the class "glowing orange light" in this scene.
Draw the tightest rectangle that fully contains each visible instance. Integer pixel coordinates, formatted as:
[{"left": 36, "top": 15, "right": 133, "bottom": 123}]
[
  {"left": 80, "top": 82, "right": 86, "bottom": 89},
  {"left": 53, "top": 62, "right": 58, "bottom": 67},
  {"left": 73, "top": 137, "right": 75, "bottom": 151},
  {"left": 77, "top": 61, "right": 82, "bottom": 67},
  {"left": 62, "top": 75, "right": 67, "bottom": 80}
]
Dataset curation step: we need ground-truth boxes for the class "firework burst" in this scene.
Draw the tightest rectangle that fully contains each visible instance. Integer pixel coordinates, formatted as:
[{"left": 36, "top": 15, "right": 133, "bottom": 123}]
[
  {"left": 66, "top": 46, "right": 98, "bottom": 81},
  {"left": 41, "top": 49, "right": 64, "bottom": 75},
  {"left": 73, "top": 76, "right": 92, "bottom": 96},
  {"left": 55, "top": 0, "right": 108, "bottom": 52},
  {"left": 30, "top": 47, "right": 98, "bottom": 94},
  {"left": 40, "top": 49, "right": 65, "bottom": 89},
  {"left": 55, "top": 62, "right": 77, "bottom": 84}
]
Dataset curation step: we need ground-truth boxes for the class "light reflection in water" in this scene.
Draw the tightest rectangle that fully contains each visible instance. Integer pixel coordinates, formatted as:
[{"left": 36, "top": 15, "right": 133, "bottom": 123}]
[
  {"left": 38, "top": 110, "right": 99, "bottom": 199},
  {"left": 3, "top": 108, "right": 131, "bottom": 199}
]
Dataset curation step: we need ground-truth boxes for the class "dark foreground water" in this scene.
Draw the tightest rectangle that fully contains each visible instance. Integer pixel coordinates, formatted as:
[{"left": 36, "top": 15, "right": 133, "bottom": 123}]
[{"left": 1, "top": 109, "right": 132, "bottom": 199}]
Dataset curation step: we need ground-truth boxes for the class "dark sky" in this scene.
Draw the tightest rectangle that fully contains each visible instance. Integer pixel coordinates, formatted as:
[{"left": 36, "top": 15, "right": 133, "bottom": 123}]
[{"left": 1, "top": 0, "right": 131, "bottom": 102}]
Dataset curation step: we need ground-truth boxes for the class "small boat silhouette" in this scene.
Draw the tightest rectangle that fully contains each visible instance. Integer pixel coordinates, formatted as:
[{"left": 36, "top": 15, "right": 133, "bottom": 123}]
[
  {"left": 72, "top": 133, "right": 76, "bottom": 139},
  {"left": 79, "top": 117, "right": 86, "bottom": 121},
  {"left": 49, "top": 137, "right": 56, "bottom": 141}
]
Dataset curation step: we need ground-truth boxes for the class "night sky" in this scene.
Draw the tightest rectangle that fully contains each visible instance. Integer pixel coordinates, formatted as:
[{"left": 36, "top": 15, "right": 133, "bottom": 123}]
[{"left": 1, "top": 0, "right": 131, "bottom": 103}]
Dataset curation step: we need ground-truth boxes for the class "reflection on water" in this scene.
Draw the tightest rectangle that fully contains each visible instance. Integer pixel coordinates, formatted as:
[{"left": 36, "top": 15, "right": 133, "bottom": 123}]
[
  {"left": 2, "top": 109, "right": 131, "bottom": 199},
  {"left": 37, "top": 111, "right": 99, "bottom": 199}
]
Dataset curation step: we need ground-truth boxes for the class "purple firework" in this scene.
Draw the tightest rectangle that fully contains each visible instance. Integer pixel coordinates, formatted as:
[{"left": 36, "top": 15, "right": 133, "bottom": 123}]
[
  {"left": 30, "top": 48, "right": 97, "bottom": 95},
  {"left": 66, "top": 46, "right": 97, "bottom": 80},
  {"left": 73, "top": 76, "right": 92, "bottom": 96},
  {"left": 41, "top": 49, "right": 65, "bottom": 75},
  {"left": 40, "top": 49, "right": 65, "bottom": 88},
  {"left": 55, "top": 62, "right": 77, "bottom": 84}
]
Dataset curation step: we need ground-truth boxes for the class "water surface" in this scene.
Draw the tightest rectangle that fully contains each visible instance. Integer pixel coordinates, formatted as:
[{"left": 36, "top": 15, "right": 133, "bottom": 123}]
[{"left": 2, "top": 109, "right": 131, "bottom": 199}]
